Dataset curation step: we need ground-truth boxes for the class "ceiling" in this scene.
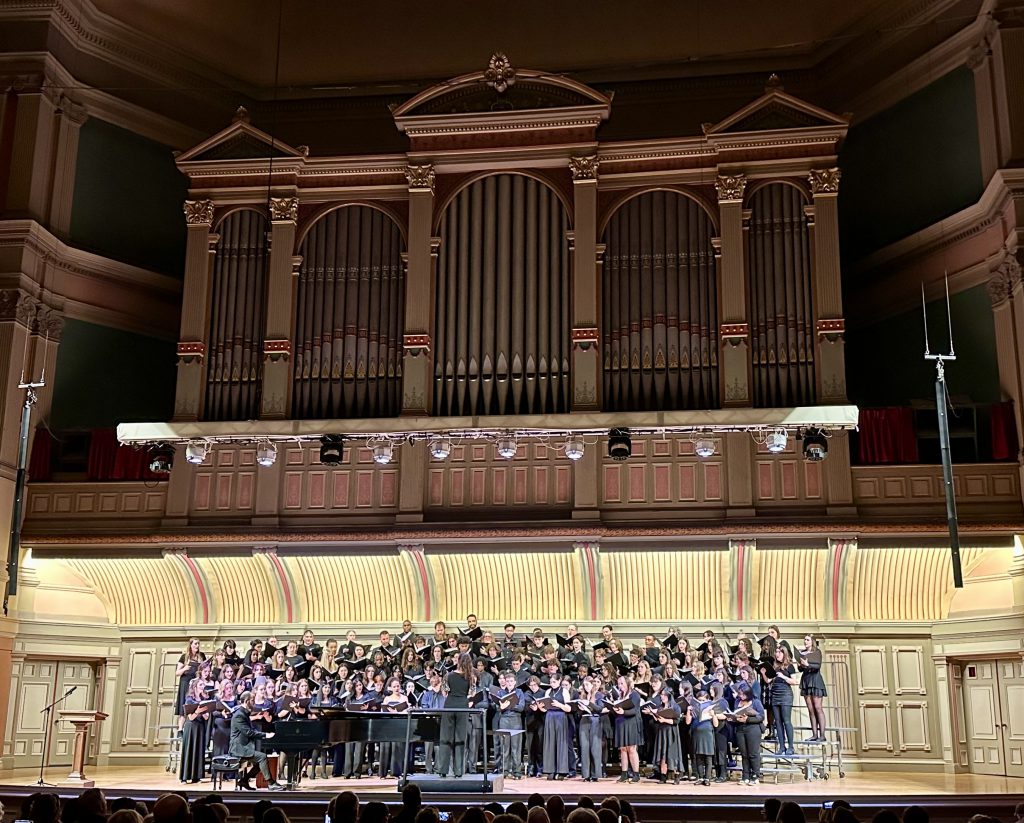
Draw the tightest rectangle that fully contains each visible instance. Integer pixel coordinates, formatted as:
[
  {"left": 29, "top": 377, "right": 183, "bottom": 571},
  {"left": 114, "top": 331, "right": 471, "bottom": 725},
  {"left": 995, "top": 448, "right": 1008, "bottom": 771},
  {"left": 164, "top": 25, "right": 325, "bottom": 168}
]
[{"left": 87, "top": 0, "right": 921, "bottom": 93}]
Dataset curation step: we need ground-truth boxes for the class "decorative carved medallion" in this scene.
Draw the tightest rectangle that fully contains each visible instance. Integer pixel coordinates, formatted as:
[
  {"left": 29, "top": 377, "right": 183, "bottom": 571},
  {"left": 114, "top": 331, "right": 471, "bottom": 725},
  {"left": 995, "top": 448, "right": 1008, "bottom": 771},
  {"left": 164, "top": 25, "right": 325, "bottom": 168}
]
[
  {"left": 484, "top": 53, "right": 516, "bottom": 93},
  {"left": 269, "top": 197, "right": 299, "bottom": 222},
  {"left": 808, "top": 167, "right": 842, "bottom": 195},
  {"left": 715, "top": 174, "right": 746, "bottom": 202},
  {"left": 405, "top": 164, "right": 436, "bottom": 193},
  {"left": 988, "top": 255, "right": 1023, "bottom": 307},
  {"left": 569, "top": 155, "right": 599, "bottom": 181},
  {"left": 183, "top": 199, "right": 214, "bottom": 225}
]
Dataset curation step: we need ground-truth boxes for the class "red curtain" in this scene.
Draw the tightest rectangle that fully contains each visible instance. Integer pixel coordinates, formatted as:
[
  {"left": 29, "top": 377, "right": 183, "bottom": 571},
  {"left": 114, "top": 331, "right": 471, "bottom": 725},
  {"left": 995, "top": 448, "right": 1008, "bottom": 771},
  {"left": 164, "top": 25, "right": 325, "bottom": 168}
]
[
  {"left": 28, "top": 428, "right": 53, "bottom": 482},
  {"left": 88, "top": 428, "right": 160, "bottom": 481},
  {"left": 858, "top": 407, "right": 919, "bottom": 464},
  {"left": 991, "top": 401, "right": 1019, "bottom": 461}
]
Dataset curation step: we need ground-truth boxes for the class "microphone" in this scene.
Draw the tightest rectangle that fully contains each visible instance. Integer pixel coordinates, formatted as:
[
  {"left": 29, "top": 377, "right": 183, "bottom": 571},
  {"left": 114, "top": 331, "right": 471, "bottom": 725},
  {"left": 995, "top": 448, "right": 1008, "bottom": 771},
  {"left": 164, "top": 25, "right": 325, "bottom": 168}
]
[{"left": 65, "top": 686, "right": 77, "bottom": 696}]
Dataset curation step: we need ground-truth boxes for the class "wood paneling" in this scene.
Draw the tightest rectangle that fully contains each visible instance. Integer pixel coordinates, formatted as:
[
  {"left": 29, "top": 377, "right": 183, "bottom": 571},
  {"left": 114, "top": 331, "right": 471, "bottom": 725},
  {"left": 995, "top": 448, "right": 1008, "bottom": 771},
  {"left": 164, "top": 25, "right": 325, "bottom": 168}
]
[
  {"left": 751, "top": 547, "right": 825, "bottom": 620},
  {"left": 65, "top": 558, "right": 195, "bottom": 625},
  {"left": 290, "top": 554, "right": 415, "bottom": 624},
  {"left": 849, "top": 547, "right": 984, "bottom": 621},
  {"left": 428, "top": 551, "right": 580, "bottom": 623},
  {"left": 600, "top": 549, "right": 728, "bottom": 621},
  {"left": 199, "top": 555, "right": 278, "bottom": 625}
]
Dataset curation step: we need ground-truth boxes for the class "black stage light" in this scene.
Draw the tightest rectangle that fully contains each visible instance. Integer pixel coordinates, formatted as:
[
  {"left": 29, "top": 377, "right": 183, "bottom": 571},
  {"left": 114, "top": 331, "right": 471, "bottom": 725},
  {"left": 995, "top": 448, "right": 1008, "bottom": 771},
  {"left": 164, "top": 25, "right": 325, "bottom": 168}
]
[
  {"left": 802, "top": 428, "right": 829, "bottom": 462},
  {"left": 148, "top": 443, "right": 175, "bottom": 474},
  {"left": 608, "top": 428, "right": 632, "bottom": 462},
  {"left": 319, "top": 434, "right": 345, "bottom": 466}
]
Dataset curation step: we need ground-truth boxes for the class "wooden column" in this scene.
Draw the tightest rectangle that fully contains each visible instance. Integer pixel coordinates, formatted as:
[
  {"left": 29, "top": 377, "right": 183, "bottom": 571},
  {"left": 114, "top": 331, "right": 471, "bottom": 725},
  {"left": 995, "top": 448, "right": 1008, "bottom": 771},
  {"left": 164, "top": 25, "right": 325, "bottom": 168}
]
[
  {"left": 988, "top": 252, "right": 1024, "bottom": 503},
  {"left": 261, "top": 196, "right": 298, "bottom": 419},
  {"left": 570, "top": 155, "right": 601, "bottom": 411},
  {"left": 174, "top": 200, "right": 214, "bottom": 421},
  {"left": 401, "top": 165, "right": 436, "bottom": 416},
  {"left": 968, "top": 18, "right": 1005, "bottom": 182},
  {"left": 48, "top": 100, "right": 87, "bottom": 238},
  {"left": 715, "top": 174, "right": 751, "bottom": 406},
  {"left": 808, "top": 168, "right": 847, "bottom": 404}
]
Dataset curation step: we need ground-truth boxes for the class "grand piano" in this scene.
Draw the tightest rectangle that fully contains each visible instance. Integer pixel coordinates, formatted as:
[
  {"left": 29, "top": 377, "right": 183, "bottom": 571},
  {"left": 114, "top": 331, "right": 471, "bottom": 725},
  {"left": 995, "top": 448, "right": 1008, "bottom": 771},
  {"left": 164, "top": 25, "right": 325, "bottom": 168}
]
[{"left": 271, "top": 708, "right": 441, "bottom": 783}]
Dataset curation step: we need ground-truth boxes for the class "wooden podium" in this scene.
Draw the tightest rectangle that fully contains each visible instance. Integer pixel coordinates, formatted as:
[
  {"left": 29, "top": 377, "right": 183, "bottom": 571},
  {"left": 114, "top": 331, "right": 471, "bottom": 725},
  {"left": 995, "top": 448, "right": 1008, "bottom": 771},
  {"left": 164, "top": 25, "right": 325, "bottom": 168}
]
[{"left": 58, "top": 710, "right": 108, "bottom": 788}]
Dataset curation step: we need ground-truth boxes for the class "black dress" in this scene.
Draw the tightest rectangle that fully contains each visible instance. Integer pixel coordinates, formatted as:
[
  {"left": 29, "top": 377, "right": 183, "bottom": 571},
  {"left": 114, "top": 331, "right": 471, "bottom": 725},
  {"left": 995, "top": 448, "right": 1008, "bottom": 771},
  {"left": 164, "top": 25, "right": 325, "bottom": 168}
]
[
  {"left": 799, "top": 649, "right": 828, "bottom": 697},
  {"left": 541, "top": 687, "right": 574, "bottom": 775},
  {"left": 179, "top": 699, "right": 209, "bottom": 782},
  {"left": 613, "top": 691, "right": 642, "bottom": 747},
  {"left": 174, "top": 655, "right": 203, "bottom": 716}
]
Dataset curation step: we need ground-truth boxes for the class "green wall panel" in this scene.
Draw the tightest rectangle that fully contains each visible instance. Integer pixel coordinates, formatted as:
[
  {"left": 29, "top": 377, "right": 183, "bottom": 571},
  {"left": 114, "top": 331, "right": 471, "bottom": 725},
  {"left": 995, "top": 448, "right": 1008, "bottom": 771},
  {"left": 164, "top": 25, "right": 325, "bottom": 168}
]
[
  {"left": 839, "top": 68, "right": 983, "bottom": 265},
  {"left": 69, "top": 119, "right": 187, "bottom": 277},
  {"left": 50, "top": 319, "right": 175, "bottom": 429},
  {"left": 846, "top": 284, "right": 999, "bottom": 408}
]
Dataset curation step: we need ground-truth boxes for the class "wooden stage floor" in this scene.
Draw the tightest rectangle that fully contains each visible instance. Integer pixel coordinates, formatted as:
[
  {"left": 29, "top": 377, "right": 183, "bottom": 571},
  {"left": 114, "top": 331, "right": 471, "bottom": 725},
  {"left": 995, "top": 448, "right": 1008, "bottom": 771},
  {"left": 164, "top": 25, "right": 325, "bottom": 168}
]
[{"left": 2, "top": 765, "right": 1024, "bottom": 808}]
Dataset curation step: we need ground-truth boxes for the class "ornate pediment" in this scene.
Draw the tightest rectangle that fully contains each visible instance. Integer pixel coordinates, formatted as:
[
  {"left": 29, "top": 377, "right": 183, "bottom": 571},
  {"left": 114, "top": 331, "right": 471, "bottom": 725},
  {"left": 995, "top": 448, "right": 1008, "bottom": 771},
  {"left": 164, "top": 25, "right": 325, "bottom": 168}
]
[
  {"left": 393, "top": 54, "right": 611, "bottom": 147},
  {"left": 704, "top": 77, "right": 849, "bottom": 136},
  {"left": 176, "top": 108, "right": 307, "bottom": 164}
]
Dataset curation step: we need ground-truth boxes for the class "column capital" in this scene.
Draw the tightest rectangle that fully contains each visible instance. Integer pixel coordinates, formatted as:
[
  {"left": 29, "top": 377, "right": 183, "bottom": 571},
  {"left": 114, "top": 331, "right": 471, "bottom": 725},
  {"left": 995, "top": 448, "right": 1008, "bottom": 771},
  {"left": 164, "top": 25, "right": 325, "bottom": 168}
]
[
  {"left": 569, "top": 155, "right": 599, "bottom": 181},
  {"left": 808, "top": 167, "right": 842, "bottom": 195},
  {"left": 269, "top": 196, "right": 298, "bottom": 223},
  {"left": 715, "top": 174, "right": 747, "bottom": 202},
  {"left": 988, "top": 253, "right": 1023, "bottom": 307},
  {"left": 183, "top": 199, "right": 214, "bottom": 225},
  {"left": 405, "top": 164, "right": 436, "bottom": 193}
]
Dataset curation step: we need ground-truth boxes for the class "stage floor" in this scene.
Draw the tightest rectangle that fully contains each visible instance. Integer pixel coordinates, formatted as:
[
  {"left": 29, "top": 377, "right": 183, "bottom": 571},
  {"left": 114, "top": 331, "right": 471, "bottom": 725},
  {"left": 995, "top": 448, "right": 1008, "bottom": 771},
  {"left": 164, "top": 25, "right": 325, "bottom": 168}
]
[{"left": 2, "top": 765, "right": 1024, "bottom": 802}]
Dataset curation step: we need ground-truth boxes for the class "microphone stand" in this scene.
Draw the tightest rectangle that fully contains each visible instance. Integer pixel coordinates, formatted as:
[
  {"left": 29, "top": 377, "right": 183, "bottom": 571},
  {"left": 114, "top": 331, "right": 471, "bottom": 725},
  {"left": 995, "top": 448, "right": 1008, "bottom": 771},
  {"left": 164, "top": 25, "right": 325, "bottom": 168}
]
[{"left": 35, "top": 686, "right": 76, "bottom": 787}]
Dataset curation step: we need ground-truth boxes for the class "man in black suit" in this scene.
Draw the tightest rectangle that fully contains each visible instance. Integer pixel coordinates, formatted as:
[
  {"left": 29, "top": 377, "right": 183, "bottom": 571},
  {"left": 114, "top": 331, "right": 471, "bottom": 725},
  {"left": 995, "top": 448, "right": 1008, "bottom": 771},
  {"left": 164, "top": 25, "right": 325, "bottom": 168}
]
[{"left": 231, "top": 691, "right": 282, "bottom": 790}]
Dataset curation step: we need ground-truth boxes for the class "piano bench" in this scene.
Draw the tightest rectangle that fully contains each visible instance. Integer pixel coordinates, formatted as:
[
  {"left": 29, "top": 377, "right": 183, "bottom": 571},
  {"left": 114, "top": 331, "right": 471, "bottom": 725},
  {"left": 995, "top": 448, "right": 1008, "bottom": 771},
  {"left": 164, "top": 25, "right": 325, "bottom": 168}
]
[{"left": 210, "top": 755, "right": 243, "bottom": 790}]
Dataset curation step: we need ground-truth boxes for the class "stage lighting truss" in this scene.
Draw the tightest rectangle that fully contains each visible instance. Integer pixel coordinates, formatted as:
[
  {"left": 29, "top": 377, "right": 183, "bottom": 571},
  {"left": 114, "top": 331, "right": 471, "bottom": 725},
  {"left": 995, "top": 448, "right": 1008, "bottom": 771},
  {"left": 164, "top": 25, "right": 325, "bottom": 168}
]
[{"left": 119, "top": 415, "right": 855, "bottom": 468}]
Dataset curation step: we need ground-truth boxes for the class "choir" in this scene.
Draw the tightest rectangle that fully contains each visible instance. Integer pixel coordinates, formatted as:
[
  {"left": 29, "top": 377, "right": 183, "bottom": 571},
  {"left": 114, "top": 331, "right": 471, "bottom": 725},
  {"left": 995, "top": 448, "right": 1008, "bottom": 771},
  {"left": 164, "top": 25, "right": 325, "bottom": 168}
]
[{"left": 172, "top": 620, "right": 828, "bottom": 788}]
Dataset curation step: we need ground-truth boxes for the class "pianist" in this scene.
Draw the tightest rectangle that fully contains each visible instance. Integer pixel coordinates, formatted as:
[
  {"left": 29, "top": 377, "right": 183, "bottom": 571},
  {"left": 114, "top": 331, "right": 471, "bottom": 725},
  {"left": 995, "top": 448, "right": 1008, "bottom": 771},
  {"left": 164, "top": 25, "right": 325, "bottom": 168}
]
[{"left": 232, "top": 691, "right": 283, "bottom": 791}]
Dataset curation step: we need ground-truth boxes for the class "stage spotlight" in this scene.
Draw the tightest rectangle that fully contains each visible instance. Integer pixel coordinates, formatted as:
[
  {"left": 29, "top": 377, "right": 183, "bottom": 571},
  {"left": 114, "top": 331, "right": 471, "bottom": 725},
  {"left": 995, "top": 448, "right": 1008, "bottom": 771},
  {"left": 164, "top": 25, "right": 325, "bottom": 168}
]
[
  {"left": 802, "top": 428, "right": 829, "bottom": 462},
  {"left": 184, "top": 440, "right": 209, "bottom": 465},
  {"left": 608, "top": 428, "right": 632, "bottom": 462},
  {"left": 564, "top": 435, "right": 585, "bottom": 461},
  {"left": 766, "top": 429, "right": 788, "bottom": 454},
  {"left": 496, "top": 434, "right": 518, "bottom": 459},
  {"left": 319, "top": 435, "right": 344, "bottom": 466},
  {"left": 149, "top": 443, "right": 175, "bottom": 474},
  {"left": 429, "top": 436, "right": 452, "bottom": 460},
  {"left": 256, "top": 439, "right": 277, "bottom": 467},
  {"left": 693, "top": 438, "right": 716, "bottom": 459},
  {"left": 372, "top": 441, "right": 395, "bottom": 465}
]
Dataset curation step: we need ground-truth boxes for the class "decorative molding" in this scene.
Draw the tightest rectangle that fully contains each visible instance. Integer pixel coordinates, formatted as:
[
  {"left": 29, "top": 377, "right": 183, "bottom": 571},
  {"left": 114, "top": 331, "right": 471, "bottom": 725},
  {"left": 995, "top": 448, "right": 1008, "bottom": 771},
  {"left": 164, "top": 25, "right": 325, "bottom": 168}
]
[
  {"left": 182, "top": 199, "right": 214, "bottom": 225},
  {"left": 808, "top": 167, "right": 842, "bottom": 194},
  {"left": 988, "top": 254, "right": 1022, "bottom": 307},
  {"left": 571, "top": 327, "right": 599, "bottom": 350},
  {"left": 262, "top": 339, "right": 291, "bottom": 362},
  {"left": 405, "top": 164, "right": 436, "bottom": 193},
  {"left": 816, "top": 317, "right": 846, "bottom": 342},
  {"left": 720, "top": 322, "right": 750, "bottom": 342},
  {"left": 569, "top": 155, "right": 599, "bottom": 181},
  {"left": 0, "top": 288, "right": 64, "bottom": 340},
  {"left": 715, "top": 174, "right": 746, "bottom": 202},
  {"left": 176, "top": 341, "right": 205, "bottom": 364},
  {"left": 892, "top": 646, "right": 928, "bottom": 696},
  {"left": 269, "top": 197, "right": 298, "bottom": 222},
  {"left": 403, "top": 333, "right": 431, "bottom": 356},
  {"left": 484, "top": 53, "right": 516, "bottom": 93}
]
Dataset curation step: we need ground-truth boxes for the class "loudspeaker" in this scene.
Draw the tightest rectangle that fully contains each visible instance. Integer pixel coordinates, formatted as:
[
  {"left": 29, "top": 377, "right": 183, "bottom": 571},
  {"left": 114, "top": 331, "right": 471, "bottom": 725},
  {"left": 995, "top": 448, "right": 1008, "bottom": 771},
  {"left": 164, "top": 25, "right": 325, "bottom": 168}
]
[{"left": 402, "top": 774, "right": 504, "bottom": 793}]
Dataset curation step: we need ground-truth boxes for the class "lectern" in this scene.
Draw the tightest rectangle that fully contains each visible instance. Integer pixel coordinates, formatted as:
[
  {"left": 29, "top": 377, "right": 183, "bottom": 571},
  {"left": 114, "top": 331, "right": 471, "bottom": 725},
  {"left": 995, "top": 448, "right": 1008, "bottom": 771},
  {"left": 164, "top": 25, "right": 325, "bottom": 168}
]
[{"left": 58, "top": 710, "right": 108, "bottom": 787}]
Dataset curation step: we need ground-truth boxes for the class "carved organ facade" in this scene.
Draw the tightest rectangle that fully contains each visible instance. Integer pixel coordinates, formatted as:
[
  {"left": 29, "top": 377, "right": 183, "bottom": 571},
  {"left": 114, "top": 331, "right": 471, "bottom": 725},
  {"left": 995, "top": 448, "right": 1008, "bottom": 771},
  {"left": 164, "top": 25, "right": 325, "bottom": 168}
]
[{"left": 171, "top": 64, "right": 852, "bottom": 427}]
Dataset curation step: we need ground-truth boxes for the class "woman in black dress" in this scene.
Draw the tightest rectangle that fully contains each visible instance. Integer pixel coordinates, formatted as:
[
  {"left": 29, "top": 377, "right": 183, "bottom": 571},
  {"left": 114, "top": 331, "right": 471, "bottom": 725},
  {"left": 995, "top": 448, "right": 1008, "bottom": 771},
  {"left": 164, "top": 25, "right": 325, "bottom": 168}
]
[
  {"left": 179, "top": 678, "right": 210, "bottom": 783},
  {"left": 541, "top": 671, "right": 574, "bottom": 780},
  {"left": 611, "top": 674, "right": 641, "bottom": 783},
  {"left": 798, "top": 634, "right": 828, "bottom": 742},
  {"left": 174, "top": 638, "right": 205, "bottom": 733},
  {"left": 766, "top": 645, "right": 798, "bottom": 754},
  {"left": 210, "top": 679, "right": 237, "bottom": 757},
  {"left": 437, "top": 652, "right": 473, "bottom": 778},
  {"left": 646, "top": 685, "right": 682, "bottom": 784}
]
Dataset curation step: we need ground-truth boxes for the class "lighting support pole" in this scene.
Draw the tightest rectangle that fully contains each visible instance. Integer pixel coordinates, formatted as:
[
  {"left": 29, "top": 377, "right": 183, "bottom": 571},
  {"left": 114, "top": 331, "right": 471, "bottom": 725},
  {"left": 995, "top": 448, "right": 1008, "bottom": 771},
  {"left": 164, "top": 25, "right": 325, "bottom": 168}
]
[
  {"left": 923, "top": 281, "right": 963, "bottom": 588},
  {"left": 4, "top": 376, "right": 44, "bottom": 614}
]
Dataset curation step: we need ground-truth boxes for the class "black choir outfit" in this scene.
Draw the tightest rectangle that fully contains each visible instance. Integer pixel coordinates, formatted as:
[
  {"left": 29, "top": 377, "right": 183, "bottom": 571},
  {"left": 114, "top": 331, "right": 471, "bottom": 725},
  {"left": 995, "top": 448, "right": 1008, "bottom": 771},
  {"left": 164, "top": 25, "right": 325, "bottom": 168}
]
[{"left": 164, "top": 624, "right": 825, "bottom": 787}]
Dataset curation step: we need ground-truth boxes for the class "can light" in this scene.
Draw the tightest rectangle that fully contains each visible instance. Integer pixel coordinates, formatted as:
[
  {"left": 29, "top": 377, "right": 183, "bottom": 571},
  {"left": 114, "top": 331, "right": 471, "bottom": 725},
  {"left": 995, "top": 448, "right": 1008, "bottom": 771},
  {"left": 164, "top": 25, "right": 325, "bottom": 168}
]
[{"left": 496, "top": 434, "right": 518, "bottom": 460}]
